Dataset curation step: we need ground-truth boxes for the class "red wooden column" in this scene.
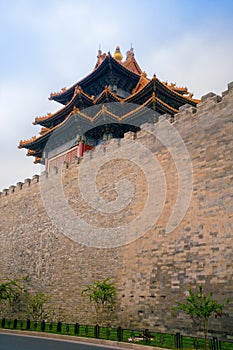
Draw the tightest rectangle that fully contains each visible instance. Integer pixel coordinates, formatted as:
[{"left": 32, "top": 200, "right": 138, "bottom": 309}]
[{"left": 78, "top": 142, "right": 84, "bottom": 157}]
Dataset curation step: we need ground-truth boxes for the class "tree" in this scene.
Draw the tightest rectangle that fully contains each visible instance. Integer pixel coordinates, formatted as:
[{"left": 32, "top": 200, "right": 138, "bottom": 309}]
[
  {"left": 82, "top": 278, "right": 116, "bottom": 325},
  {"left": 26, "top": 292, "right": 50, "bottom": 321},
  {"left": 0, "top": 279, "right": 22, "bottom": 315},
  {"left": 175, "top": 285, "right": 230, "bottom": 348}
]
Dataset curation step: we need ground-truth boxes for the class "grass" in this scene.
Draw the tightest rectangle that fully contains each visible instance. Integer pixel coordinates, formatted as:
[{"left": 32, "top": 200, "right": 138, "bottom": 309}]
[{"left": 0, "top": 319, "right": 233, "bottom": 350}]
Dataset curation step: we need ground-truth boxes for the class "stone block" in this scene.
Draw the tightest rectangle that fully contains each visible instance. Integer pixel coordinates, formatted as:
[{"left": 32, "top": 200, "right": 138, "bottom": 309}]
[
  {"left": 201, "top": 92, "right": 216, "bottom": 102},
  {"left": 24, "top": 178, "right": 31, "bottom": 186}
]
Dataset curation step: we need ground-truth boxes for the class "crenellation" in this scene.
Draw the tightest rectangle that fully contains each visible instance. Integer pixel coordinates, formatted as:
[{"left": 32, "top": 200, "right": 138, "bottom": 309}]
[
  {"left": 124, "top": 131, "right": 136, "bottom": 140},
  {"left": 32, "top": 174, "right": 40, "bottom": 183},
  {"left": 179, "top": 103, "right": 196, "bottom": 113},
  {"left": 174, "top": 106, "right": 197, "bottom": 123},
  {"left": 227, "top": 81, "right": 233, "bottom": 91},
  {"left": 196, "top": 94, "right": 222, "bottom": 115},
  {"left": 158, "top": 113, "right": 171, "bottom": 122},
  {"left": 140, "top": 122, "right": 156, "bottom": 132},
  {"left": 61, "top": 158, "right": 78, "bottom": 176},
  {"left": 9, "top": 185, "right": 16, "bottom": 193},
  {"left": 45, "top": 169, "right": 53, "bottom": 179},
  {"left": 222, "top": 90, "right": 229, "bottom": 97},
  {"left": 0, "top": 174, "right": 42, "bottom": 201},
  {"left": 84, "top": 143, "right": 104, "bottom": 158},
  {"left": 201, "top": 91, "right": 216, "bottom": 102},
  {"left": 47, "top": 167, "right": 58, "bottom": 178},
  {"left": 52, "top": 166, "right": 58, "bottom": 175},
  {"left": 222, "top": 82, "right": 233, "bottom": 100},
  {"left": 209, "top": 94, "right": 222, "bottom": 104},
  {"left": 24, "top": 178, "right": 31, "bottom": 186},
  {"left": 17, "top": 182, "right": 23, "bottom": 190},
  {"left": 63, "top": 161, "right": 69, "bottom": 169},
  {"left": 109, "top": 137, "right": 121, "bottom": 145},
  {"left": 76, "top": 156, "right": 82, "bottom": 164}
]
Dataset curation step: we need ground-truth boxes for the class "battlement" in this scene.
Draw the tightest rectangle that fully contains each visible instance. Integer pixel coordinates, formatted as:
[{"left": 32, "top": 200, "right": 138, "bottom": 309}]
[
  {"left": 173, "top": 80, "right": 233, "bottom": 122},
  {"left": 1, "top": 81, "right": 233, "bottom": 199},
  {"left": 0, "top": 174, "right": 40, "bottom": 198}
]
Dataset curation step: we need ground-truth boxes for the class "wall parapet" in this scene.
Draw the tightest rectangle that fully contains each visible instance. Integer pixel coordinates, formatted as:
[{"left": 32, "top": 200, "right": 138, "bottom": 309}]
[
  {"left": 173, "top": 81, "right": 233, "bottom": 123},
  {"left": 0, "top": 174, "right": 40, "bottom": 199},
  {"left": 1, "top": 81, "right": 233, "bottom": 199}
]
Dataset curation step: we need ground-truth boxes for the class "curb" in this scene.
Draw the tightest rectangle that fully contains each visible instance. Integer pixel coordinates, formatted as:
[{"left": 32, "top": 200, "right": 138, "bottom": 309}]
[{"left": 0, "top": 329, "right": 168, "bottom": 350}]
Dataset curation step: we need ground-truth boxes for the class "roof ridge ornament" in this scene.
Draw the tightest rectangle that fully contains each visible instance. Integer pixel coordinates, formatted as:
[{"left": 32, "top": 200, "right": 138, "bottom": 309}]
[
  {"left": 126, "top": 47, "right": 134, "bottom": 59},
  {"left": 71, "top": 106, "right": 80, "bottom": 115},
  {"left": 151, "top": 92, "right": 156, "bottom": 103},
  {"left": 74, "top": 85, "right": 83, "bottom": 95},
  {"left": 18, "top": 136, "right": 37, "bottom": 148},
  {"left": 101, "top": 105, "right": 107, "bottom": 113},
  {"left": 95, "top": 49, "right": 106, "bottom": 69},
  {"left": 33, "top": 112, "right": 52, "bottom": 124},
  {"left": 113, "top": 46, "right": 123, "bottom": 62},
  {"left": 49, "top": 87, "right": 67, "bottom": 100}
]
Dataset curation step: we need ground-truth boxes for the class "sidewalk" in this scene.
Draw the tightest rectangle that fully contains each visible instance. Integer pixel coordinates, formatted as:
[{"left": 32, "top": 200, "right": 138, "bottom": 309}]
[{"left": 0, "top": 328, "right": 169, "bottom": 350}]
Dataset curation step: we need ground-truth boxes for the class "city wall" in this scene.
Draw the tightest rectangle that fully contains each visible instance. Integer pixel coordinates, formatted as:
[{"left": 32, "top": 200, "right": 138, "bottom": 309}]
[{"left": 0, "top": 82, "right": 233, "bottom": 339}]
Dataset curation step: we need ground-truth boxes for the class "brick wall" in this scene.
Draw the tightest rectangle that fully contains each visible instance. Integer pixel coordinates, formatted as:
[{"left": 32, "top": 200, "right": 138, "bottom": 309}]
[{"left": 0, "top": 83, "right": 232, "bottom": 339}]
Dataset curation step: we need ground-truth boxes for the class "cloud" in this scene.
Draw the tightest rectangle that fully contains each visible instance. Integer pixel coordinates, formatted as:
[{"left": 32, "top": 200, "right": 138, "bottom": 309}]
[
  {"left": 0, "top": 78, "right": 53, "bottom": 189},
  {"left": 143, "top": 24, "right": 233, "bottom": 98}
]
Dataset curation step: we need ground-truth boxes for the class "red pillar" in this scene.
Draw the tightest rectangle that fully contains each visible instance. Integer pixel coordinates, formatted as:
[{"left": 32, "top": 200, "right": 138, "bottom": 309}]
[{"left": 78, "top": 142, "right": 84, "bottom": 157}]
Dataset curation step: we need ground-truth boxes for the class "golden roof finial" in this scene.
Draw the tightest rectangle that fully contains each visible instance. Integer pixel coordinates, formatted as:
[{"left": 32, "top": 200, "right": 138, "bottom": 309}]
[{"left": 113, "top": 46, "right": 123, "bottom": 62}]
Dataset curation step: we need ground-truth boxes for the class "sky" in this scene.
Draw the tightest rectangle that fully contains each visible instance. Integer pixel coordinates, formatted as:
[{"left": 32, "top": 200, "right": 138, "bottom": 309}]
[{"left": 0, "top": 0, "right": 233, "bottom": 190}]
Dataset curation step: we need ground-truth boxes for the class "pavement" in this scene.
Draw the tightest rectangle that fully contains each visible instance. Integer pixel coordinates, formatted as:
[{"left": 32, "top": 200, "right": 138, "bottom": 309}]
[{"left": 0, "top": 329, "right": 166, "bottom": 350}]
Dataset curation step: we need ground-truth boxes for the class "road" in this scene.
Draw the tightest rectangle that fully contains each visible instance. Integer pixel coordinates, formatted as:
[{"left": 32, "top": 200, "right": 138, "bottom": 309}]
[{"left": 0, "top": 333, "right": 123, "bottom": 350}]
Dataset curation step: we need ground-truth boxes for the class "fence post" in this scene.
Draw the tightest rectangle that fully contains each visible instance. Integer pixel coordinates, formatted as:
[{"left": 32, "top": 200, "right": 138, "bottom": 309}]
[
  {"left": 13, "top": 319, "right": 17, "bottom": 329},
  {"left": 94, "top": 324, "right": 100, "bottom": 339},
  {"left": 106, "top": 328, "right": 110, "bottom": 340},
  {"left": 174, "top": 332, "right": 183, "bottom": 349},
  {"left": 74, "top": 323, "right": 79, "bottom": 335},
  {"left": 41, "top": 320, "right": 46, "bottom": 331},
  {"left": 26, "top": 319, "right": 31, "bottom": 330},
  {"left": 210, "top": 337, "right": 221, "bottom": 350},
  {"left": 117, "top": 326, "right": 123, "bottom": 342},
  {"left": 2, "top": 318, "right": 6, "bottom": 328},
  {"left": 193, "top": 338, "right": 199, "bottom": 350},
  {"left": 66, "top": 324, "right": 70, "bottom": 334},
  {"left": 57, "top": 321, "right": 62, "bottom": 333},
  {"left": 144, "top": 329, "right": 151, "bottom": 344}
]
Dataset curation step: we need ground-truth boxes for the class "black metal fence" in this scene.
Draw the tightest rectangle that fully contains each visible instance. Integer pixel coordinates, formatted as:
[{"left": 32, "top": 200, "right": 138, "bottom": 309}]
[{"left": 1, "top": 318, "right": 233, "bottom": 350}]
